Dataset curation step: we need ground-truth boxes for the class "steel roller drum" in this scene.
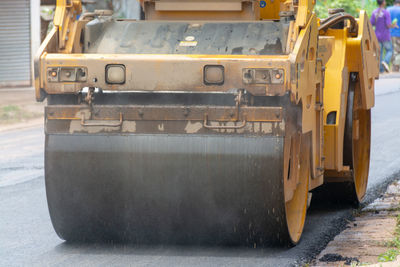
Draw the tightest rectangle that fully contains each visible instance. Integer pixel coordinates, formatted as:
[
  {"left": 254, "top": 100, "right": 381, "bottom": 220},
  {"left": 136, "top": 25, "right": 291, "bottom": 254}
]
[{"left": 45, "top": 133, "right": 289, "bottom": 246}]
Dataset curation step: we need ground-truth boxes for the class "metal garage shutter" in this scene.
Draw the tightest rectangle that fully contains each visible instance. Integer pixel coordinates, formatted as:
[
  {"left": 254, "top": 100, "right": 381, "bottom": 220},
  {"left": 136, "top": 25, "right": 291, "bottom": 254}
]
[{"left": 0, "top": 0, "right": 31, "bottom": 87}]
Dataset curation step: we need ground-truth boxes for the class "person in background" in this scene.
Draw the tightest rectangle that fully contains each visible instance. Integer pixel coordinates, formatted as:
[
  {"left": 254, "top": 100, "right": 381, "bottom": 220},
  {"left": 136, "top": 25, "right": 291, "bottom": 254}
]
[
  {"left": 388, "top": 0, "right": 400, "bottom": 72},
  {"left": 371, "top": 0, "right": 394, "bottom": 73}
]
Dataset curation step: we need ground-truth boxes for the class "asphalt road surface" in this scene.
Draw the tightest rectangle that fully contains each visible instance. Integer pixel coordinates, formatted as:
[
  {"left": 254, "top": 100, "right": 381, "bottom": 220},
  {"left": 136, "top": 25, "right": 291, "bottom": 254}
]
[{"left": 1, "top": 79, "right": 400, "bottom": 267}]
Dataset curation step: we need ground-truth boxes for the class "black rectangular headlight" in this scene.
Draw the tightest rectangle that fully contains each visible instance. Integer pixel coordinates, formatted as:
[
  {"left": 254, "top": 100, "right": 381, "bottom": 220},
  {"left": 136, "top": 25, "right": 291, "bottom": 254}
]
[
  {"left": 106, "top": 64, "right": 126, "bottom": 84},
  {"left": 204, "top": 65, "right": 224, "bottom": 85}
]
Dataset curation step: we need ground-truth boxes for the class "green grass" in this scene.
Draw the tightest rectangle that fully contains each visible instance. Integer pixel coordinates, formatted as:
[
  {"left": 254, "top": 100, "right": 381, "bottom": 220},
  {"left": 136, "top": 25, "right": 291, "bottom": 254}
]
[
  {"left": 378, "top": 214, "right": 400, "bottom": 262},
  {"left": 0, "top": 105, "right": 41, "bottom": 124},
  {"left": 2, "top": 105, "right": 20, "bottom": 113},
  {"left": 379, "top": 249, "right": 400, "bottom": 262}
]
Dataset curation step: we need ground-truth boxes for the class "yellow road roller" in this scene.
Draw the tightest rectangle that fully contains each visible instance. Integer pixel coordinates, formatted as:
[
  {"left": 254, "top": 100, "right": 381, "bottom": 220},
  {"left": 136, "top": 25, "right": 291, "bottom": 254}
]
[{"left": 35, "top": 0, "right": 379, "bottom": 246}]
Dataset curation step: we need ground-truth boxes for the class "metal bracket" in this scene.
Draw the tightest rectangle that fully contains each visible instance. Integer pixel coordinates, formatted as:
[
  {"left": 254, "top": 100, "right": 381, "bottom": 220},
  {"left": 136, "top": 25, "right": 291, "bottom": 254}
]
[
  {"left": 203, "top": 89, "right": 248, "bottom": 130},
  {"left": 81, "top": 112, "right": 123, "bottom": 128},
  {"left": 85, "top": 87, "right": 95, "bottom": 106},
  {"left": 203, "top": 114, "right": 247, "bottom": 130}
]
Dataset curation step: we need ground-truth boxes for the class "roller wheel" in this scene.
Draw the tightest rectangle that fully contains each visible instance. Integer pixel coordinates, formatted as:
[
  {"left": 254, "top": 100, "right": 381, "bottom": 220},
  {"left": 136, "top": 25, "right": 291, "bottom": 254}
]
[
  {"left": 318, "top": 73, "right": 371, "bottom": 205},
  {"left": 44, "top": 98, "right": 311, "bottom": 246},
  {"left": 283, "top": 132, "right": 310, "bottom": 245},
  {"left": 343, "top": 74, "right": 371, "bottom": 203}
]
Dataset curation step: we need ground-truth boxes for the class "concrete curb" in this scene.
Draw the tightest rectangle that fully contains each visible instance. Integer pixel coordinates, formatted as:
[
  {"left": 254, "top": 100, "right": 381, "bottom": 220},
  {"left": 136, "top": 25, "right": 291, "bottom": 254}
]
[{"left": 313, "top": 180, "right": 400, "bottom": 266}]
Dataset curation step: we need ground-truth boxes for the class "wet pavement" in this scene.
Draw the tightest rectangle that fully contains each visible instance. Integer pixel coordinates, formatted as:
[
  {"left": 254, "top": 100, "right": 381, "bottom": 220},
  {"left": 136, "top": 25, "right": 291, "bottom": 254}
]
[
  {"left": 1, "top": 79, "right": 400, "bottom": 266},
  {"left": 369, "top": 79, "right": 400, "bottom": 189},
  {"left": 0, "top": 127, "right": 43, "bottom": 187}
]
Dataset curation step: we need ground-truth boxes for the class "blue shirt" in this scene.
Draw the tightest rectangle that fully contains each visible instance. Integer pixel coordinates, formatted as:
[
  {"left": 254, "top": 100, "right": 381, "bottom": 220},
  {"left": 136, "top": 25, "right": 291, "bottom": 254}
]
[{"left": 388, "top": 5, "right": 400, "bottom": 37}]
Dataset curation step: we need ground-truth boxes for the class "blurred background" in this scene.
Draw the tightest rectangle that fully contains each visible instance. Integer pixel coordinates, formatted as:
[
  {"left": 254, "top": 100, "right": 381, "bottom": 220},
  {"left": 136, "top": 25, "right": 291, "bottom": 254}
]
[{"left": 316, "top": 0, "right": 395, "bottom": 18}]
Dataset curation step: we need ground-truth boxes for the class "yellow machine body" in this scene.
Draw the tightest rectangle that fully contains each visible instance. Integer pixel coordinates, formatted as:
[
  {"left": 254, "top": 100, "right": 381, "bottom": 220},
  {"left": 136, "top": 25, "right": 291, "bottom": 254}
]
[{"left": 35, "top": 0, "right": 379, "bottom": 246}]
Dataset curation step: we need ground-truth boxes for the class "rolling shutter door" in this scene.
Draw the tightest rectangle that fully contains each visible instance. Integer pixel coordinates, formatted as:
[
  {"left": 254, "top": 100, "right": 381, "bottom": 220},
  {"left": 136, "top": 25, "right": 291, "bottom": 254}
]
[{"left": 0, "top": 0, "right": 31, "bottom": 87}]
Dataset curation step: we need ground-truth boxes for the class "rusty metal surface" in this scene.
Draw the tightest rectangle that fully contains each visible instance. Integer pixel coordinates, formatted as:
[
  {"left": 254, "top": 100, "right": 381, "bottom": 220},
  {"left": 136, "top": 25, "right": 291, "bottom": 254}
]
[
  {"left": 42, "top": 53, "right": 290, "bottom": 96},
  {"left": 46, "top": 105, "right": 283, "bottom": 122},
  {"left": 45, "top": 91, "right": 286, "bottom": 135},
  {"left": 45, "top": 105, "right": 284, "bottom": 135},
  {"left": 48, "top": 119, "right": 286, "bottom": 135},
  {"left": 84, "top": 20, "right": 289, "bottom": 55},
  {"left": 45, "top": 132, "right": 287, "bottom": 245}
]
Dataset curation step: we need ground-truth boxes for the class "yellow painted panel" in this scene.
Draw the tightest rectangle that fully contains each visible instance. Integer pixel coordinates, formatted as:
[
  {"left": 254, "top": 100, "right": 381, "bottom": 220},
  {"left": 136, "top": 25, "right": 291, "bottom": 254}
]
[{"left": 259, "top": 0, "right": 285, "bottom": 20}]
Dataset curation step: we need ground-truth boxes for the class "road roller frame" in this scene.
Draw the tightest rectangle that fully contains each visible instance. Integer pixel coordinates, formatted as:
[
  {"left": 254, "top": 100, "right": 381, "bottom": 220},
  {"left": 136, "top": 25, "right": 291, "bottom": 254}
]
[
  {"left": 319, "top": 10, "right": 379, "bottom": 201},
  {"left": 35, "top": 0, "right": 379, "bottom": 246}
]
